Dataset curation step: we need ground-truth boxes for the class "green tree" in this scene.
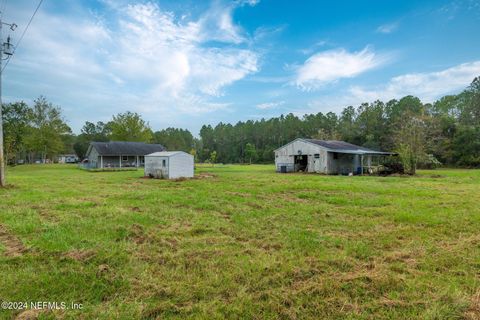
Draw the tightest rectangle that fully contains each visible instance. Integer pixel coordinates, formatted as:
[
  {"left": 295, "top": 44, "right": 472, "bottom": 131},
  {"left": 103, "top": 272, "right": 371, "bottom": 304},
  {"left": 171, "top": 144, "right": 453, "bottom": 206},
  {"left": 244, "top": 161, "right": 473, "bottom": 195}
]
[
  {"left": 24, "top": 96, "right": 71, "bottom": 163},
  {"left": 74, "top": 121, "right": 110, "bottom": 159},
  {"left": 107, "top": 112, "right": 153, "bottom": 142},
  {"left": 453, "top": 125, "right": 480, "bottom": 166},
  {"left": 2, "top": 102, "right": 31, "bottom": 164},
  {"left": 189, "top": 149, "right": 197, "bottom": 162},
  {"left": 209, "top": 150, "right": 217, "bottom": 167},
  {"left": 394, "top": 117, "right": 426, "bottom": 174},
  {"left": 153, "top": 128, "right": 194, "bottom": 151},
  {"left": 244, "top": 143, "right": 257, "bottom": 164}
]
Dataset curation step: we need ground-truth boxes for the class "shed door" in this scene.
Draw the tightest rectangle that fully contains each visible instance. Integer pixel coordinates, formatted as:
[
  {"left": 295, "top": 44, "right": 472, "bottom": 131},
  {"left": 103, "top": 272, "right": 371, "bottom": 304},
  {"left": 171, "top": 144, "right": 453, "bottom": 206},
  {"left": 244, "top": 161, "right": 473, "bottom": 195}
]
[{"left": 313, "top": 154, "right": 321, "bottom": 173}]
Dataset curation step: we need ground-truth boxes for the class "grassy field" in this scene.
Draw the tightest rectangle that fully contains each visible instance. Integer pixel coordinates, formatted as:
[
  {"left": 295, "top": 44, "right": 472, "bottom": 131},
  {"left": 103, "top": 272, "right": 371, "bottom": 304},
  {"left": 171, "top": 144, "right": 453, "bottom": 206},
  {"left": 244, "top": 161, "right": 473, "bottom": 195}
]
[{"left": 0, "top": 164, "right": 479, "bottom": 319}]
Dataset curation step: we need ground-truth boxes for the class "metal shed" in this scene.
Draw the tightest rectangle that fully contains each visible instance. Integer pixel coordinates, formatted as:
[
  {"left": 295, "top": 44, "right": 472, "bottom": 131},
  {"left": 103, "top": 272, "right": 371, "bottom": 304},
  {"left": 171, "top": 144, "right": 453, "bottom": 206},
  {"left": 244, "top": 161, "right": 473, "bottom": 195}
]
[{"left": 144, "top": 151, "right": 194, "bottom": 179}]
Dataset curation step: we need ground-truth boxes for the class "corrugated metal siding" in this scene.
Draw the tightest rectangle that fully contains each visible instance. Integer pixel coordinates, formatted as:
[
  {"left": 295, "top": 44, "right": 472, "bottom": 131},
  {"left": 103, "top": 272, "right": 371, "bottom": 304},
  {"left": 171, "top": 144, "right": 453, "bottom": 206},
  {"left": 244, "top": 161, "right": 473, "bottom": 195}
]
[{"left": 274, "top": 140, "right": 328, "bottom": 173}]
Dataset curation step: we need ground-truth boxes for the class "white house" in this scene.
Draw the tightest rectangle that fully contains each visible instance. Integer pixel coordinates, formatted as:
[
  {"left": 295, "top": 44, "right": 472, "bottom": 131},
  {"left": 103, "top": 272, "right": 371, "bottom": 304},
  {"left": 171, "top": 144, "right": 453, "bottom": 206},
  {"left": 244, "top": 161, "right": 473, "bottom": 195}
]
[
  {"left": 84, "top": 141, "right": 165, "bottom": 169},
  {"left": 274, "top": 138, "right": 395, "bottom": 175},
  {"left": 58, "top": 154, "right": 78, "bottom": 164},
  {"left": 144, "top": 151, "right": 194, "bottom": 179}
]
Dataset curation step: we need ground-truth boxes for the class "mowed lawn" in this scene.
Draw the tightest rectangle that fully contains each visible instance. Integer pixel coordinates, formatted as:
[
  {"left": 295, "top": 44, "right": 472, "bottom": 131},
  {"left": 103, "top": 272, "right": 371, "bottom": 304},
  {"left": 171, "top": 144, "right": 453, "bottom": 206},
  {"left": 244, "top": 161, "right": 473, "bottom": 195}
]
[{"left": 1, "top": 165, "right": 479, "bottom": 319}]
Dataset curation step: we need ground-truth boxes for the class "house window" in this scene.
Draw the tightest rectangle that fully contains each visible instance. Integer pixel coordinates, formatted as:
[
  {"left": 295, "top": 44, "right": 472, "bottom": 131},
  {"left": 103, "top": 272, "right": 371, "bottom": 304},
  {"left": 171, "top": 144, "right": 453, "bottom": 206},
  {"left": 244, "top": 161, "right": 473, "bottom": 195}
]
[
  {"left": 162, "top": 159, "right": 166, "bottom": 167},
  {"left": 122, "top": 156, "right": 128, "bottom": 161},
  {"left": 314, "top": 154, "right": 320, "bottom": 159}
]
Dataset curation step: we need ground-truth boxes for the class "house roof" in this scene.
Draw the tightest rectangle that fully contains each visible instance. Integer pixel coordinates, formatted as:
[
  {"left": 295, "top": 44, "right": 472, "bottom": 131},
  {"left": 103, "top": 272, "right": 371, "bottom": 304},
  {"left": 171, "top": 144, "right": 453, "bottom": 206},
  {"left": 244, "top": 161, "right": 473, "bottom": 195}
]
[
  {"left": 89, "top": 141, "right": 165, "bottom": 156},
  {"left": 146, "top": 151, "right": 190, "bottom": 157},
  {"left": 275, "top": 138, "right": 396, "bottom": 155}
]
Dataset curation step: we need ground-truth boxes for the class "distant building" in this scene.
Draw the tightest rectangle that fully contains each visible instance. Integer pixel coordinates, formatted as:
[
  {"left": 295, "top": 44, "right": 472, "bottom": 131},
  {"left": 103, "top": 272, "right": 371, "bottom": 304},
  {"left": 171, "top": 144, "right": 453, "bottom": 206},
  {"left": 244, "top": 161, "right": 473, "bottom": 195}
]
[
  {"left": 144, "top": 151, "right": 194, "bottom": 179},
  {"left": 274, "top": 138, "right": 395, "bottom": 175},
  {"left": 85, "top": 141, "right": 165, "bottom": 169},
  {"left": 58, "top": 154, "right": 79, "bottom": 164}
]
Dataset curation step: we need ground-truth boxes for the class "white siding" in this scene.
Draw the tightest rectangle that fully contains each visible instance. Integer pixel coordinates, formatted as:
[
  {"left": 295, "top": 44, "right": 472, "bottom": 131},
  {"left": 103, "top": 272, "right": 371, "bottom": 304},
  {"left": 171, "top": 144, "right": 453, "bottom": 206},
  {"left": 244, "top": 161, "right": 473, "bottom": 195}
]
[
  {"left": 168, "top": 153, "right": 194, "bottom": 179},
  {"left": 144, "top": 152, "right": 194, "bottom": 179},
  {"left": 87, "top": 147, "right": 100, "bottom": 168},
  {"left": 274, "top": 140, "right": 328, "bottom": 174},
  {"left": 144, "top": 156, "right": 169, "bottom": 178}
]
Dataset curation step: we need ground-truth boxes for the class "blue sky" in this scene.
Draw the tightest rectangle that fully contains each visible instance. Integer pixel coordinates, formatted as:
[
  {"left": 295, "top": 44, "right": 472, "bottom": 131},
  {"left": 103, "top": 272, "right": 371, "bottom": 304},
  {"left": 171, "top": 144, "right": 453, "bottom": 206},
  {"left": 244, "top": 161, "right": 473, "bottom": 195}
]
[{"left": 3, "top": 0, "right": 480, "bottom": 134}]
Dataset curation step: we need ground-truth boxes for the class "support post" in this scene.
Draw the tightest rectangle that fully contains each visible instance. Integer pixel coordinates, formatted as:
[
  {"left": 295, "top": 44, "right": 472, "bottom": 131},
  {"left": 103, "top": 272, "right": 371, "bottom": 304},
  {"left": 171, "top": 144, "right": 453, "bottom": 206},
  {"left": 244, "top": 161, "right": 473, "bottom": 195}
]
[
  {"left": 0, "top": 20, "right": 5, "bottom": 187},
  {"left": 0, "top": 16, "right": 19, "bottom": 186},
  {"left": 100, "top": 155, "right": 103, "bottom": 169},
  {"left": 360, "top": 155, "right": 363, "bottom": 175},
  {"left": 119, "top": 155, "right": 122, "bottom": 168},
  {"left": 136, "top": 156, "right": 139, "bottom": 167}
]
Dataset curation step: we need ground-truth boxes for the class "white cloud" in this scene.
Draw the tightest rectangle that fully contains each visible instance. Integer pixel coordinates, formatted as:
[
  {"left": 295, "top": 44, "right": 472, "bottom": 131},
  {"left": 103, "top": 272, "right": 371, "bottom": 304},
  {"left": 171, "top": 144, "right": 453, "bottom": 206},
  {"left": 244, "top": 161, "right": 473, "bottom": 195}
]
[
  {"left": 238, "top": 0, "right": 261, "bottom": 6},
  {"left": 5, "top": 1, "right": 259, "bottom": 131},
  {"left": 293, "top": 47, "right": 389, "bottom": 90},
  {"left": 349, "top": 61, "right": 480, "bottom": 102},
  {"left": 376, "top": 22, "right": 399, "bottom": 34},
  {"left": 256, "top": 101, "right": 284, "bottom": 109}
]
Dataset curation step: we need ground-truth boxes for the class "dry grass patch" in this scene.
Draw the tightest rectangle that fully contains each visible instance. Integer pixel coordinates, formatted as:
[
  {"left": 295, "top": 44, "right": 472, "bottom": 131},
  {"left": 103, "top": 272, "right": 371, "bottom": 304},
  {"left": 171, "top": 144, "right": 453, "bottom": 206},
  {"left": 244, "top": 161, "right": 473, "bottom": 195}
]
[
  {"left": 0, "top": 224, "right": 27, "bottom": 257},
  {"left": 63, "top": 249, "right": 96, "bottom": 262},
  {"left": 465, "top": 290, "right": 480, "bottom": 320}
]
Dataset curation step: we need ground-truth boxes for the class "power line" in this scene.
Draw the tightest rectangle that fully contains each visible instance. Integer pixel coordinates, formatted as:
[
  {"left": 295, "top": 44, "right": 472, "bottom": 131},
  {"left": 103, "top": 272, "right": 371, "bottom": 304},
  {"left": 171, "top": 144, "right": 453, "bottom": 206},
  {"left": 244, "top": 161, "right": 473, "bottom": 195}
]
[{"left": 2, "top": 0, "right": 44, "bottom": 72}]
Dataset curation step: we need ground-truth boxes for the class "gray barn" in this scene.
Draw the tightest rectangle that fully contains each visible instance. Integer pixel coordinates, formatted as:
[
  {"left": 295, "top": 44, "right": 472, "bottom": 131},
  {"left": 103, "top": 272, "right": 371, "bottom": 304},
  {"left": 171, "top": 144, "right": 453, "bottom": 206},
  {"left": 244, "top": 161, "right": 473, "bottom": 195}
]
[
  {"left": 275, "top": 138, "right": 395, "bottom": 175},
  {"left": 144, "top": 151, "right": 194, "bottom": 179},
  {"left": 85, "top": 141, "right": 165, "bottom": 169}
]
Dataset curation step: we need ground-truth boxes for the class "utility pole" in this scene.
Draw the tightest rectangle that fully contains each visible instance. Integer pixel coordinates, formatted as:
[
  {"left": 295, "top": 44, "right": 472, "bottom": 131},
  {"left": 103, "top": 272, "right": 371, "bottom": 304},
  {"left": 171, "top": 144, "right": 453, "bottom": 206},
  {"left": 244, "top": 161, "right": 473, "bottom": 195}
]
[{"left": 0, "top": 12, "right": 17, "bottom": 187}]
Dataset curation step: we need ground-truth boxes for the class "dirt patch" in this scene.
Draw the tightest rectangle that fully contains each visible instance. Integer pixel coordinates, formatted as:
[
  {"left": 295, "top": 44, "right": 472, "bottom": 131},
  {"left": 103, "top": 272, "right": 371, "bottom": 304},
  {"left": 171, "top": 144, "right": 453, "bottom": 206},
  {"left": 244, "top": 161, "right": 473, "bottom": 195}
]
[
  {"left": 277, "top": 192, "right": 309, "bottom": 204},
  {"left": 128, "top": 224, "right": 146, "bottom": 244},
  {"left": 0, "top": 224, "right": 27, "bottom": 257},
  {"left": 97, "top": 264, "right": 110, "bottom": 275},
  {"left": 194, "top": 173, "right": 216, "bottom": 179},
  {"left": 247, "top": 202, "right": 263, "bottom": 210},
  {"left": 465, "top": 290, "right": 480, "bottom": 320},
  {"left": 383, "top": 250, "right": 422, "bottom": 269},
  {"left": 15, "top": 309, "right": 44, "bottom": 320},
  {"left": 0, "top": 184, "right": 16, "bottom": 189},
  {"left": 131, "top": 206, "right": 142, "bottom": 212},
  {"left": 379, "top": 296, "right": 408, "bottom": 307},
  {"left": 30, "top": 205, "right": 59, "bottom": 222},
  {"left": 63, "top": 249, "right": 95, "bottom": 262}
]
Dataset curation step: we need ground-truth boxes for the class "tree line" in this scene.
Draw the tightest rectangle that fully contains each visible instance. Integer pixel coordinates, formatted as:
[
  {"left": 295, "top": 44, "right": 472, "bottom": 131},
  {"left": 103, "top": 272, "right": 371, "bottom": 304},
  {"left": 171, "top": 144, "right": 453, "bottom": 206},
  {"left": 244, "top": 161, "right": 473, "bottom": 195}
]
[
  {"left": 2, "top": 77, "right": 479, "bottom": 171},
  {"left": 198, "top": 77, "right": 480, "bottom": 171}
]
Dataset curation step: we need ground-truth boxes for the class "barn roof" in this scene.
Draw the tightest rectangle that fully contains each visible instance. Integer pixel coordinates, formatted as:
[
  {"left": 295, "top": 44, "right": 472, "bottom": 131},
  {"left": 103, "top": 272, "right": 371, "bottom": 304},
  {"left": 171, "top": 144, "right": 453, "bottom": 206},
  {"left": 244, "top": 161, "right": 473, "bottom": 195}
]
[
  {"left": 275, "top": 138, "right": 395, "bottom": 155},
  {"left": 89, "top": 141, "right": 165, "bottom": 156},
  {"left": 303, "top": 139, "right": 375, "bottom": 152}
]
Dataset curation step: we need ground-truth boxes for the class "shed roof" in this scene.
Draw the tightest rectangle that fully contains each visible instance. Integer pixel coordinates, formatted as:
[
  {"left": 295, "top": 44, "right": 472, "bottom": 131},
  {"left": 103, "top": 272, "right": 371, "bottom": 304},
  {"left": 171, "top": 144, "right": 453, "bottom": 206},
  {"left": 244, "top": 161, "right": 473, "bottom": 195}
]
[
  {"left": 90, "top": 141, "right": 165, "bottom": 156},
  {"left": 146, "top": 151, "right": 190, "bottom": 157}
]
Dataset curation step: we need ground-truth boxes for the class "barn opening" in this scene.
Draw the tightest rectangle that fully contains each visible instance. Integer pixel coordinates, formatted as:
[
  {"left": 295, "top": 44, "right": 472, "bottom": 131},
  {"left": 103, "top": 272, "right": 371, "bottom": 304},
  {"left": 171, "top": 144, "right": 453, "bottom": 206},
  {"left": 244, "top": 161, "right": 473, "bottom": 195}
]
[{"left": 294, "top": 155, "right": 308, "bottom": 172}]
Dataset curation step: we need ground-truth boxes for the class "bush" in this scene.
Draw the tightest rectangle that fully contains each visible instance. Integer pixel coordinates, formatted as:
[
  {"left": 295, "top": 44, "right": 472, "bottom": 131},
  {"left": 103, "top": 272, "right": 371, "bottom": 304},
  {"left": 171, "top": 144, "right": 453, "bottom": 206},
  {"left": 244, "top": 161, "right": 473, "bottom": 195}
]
[
  {"left": 417, "top": 154, "right": 442, "bottom": 169},
  {"left": 382, "top": 156, "right": 405, "bottom": 174}
]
